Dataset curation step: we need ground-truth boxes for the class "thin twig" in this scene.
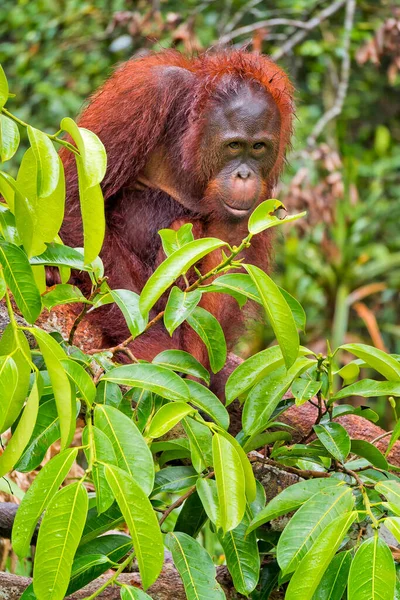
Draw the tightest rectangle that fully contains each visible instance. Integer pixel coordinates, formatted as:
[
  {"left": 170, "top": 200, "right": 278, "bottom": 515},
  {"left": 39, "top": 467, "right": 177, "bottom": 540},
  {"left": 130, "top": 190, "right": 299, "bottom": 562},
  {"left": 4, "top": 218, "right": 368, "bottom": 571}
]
[{"left": 254, "top": 456, "right": 331, "bottom": 478}]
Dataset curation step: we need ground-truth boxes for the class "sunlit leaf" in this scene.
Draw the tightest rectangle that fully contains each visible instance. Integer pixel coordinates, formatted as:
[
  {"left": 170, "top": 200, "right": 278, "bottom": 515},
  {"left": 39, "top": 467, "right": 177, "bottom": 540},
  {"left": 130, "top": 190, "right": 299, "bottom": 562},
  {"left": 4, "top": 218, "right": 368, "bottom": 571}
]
[
  {"left": 159, "top": 223, "right": 194, "bottom": 256},
  {"left": 186, "top": 380, "right": 229, "bottom": 430},
  {"left": 314, "top": 422, "right": 351, "bottom": 463},
  {"left": 110, "top": 289, "right": 148, "bottom": 338},
  {"left": 183, "top": 417, "right": 213, "bottom": 473},
  {"left": 61, "top": 358, "right": 96, "bottom": 407},
  {"left": 83, "top": 425, "right": 117, "bottom": 514},
  {"left": 340, "top": 343, "right": 400, "bottom": 381},
  {"left": 313, "top": 550, "right": 352, "bottom": 600},
  {"left": 148, "top": 402, "right": 194, "bottom": 438},
  {"left": 0, "top": 114, "right": 20, "bottom": 161},
  {"left": 0, "top": 65, "right": 9, "bottom": 109},
  {"left": 60, "top": 118, "right": 107, "bottom": 187},
  {"left": 333, "top": 379, "right": 400, "bottom": 400},
  {"left": 213, "top": 433, "right": 246, "bottom": 532},
  {"left": 347, "top": 536, "right": 395, "bottom": 600},
  {"left": 153, "top": 349, "right": 210, "bottom": 384},
  {"left": 42, "top": 284, "right": 87, "bottom": 310},
  {"left": 164, "top": 287, "right": 202, "bottom": 335},
  {"left": 27, "top": 126, "right": 59, "bottom": 198},
  {"left": 187, "top": 306, "right": 227, "bottom": 373},
  {"left": 350, "top": 439, "right": 388, "bottom": 470}
]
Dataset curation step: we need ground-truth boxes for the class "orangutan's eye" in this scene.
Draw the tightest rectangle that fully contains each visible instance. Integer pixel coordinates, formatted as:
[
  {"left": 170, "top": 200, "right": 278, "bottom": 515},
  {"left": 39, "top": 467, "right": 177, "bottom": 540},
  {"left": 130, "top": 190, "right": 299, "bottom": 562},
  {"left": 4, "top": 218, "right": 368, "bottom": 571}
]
[
  {"left": 253, "top": 142, "right": 265, "bottom": 150},
  {"left": 228, "top": 142, "right": 240, "bottom": 150}
]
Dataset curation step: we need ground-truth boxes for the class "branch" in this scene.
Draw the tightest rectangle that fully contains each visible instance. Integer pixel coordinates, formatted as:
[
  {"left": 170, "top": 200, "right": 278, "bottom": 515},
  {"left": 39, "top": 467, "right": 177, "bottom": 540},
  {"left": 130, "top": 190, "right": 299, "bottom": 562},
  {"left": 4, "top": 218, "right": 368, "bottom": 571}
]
[
  {"left": 306, "top": 0, "right": 356, "bottom": 147},
  {"left": 272, "top": 0, "right": 347, "bottom": 61}
]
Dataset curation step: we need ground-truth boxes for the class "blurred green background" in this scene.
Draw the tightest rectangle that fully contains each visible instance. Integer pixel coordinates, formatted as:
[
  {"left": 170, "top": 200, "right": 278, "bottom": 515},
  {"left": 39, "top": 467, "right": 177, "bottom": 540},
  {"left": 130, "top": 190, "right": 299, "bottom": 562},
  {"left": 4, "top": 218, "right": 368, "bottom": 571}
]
[{"left": 1, "top": 0, "right": 400, "bottom": 422}]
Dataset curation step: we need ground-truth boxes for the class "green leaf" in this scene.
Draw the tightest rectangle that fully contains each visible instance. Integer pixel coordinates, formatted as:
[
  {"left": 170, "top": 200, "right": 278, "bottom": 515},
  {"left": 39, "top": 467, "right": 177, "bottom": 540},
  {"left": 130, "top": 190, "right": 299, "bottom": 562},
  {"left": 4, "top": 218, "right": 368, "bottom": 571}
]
[
  {"left": 159, "top": 223, "right": 194, "bottom": 256},
  {"left": 139, "top": 238, "right": 227, "bottom": 314},
  {"left": 196, "top": 478, "right": 219, "bottom": 524},
  {"left": 0, "top": 203, "right": 20, "bottom": 244},
  {"left": 110, "top": 289, "right": 148, "bottom": 339},
  {"left": 185, "top": 380, "right": 229, "bottom": 430},
  {"left": 383, "top": 517, "right": 400, "bottom": 544},
  {"left": 313, "top": 550, "right": 352, "bottom": 600},
  {"left": 27, "top": 126, "right": 59, "bottom": 198},
  {"left": 165, "top": 531, "right": 225, "bottom": 600},
  {"left": 217, "top": 429, "right": 256, "bottom": 502},
  {"left": 31, "top": 329, "right": 75, "bottom": 450},
  {"left": 285, "top": 512, "right": 357, "bottom": 600},
  {"left": 121, "top": 586, "right": 153, "bottom": 600},
  {"left": 148, "top": 402, "right": 194, "bottom": 438},
  {"left": 313, "top": 422, "right": 351, "bottom": 463},
  {"left": 102, "top": 363, "right": 189, "bottom": 402},
  {"left": 340, "top": 344, "right": 400, "bottom": 381},
  {"left": 152, "top": 466, "right": 198, "bottom": 496},
  {"left": 95, "top": 380, "right": 123, "bottom": 408},
  {"left": 347, "top": 536, "right": 395, "bottom": 600},
  {"left": 80, "top": 503, "right": 123, "bottom": 546},
  {"left": 83, "top": 425, "right": 117, "bottom": 514},
  {"left": 242, "top": 358, "right": 315, "bottom": 437},
  {"left": 0, "top": 240, "right": 42, "bottom": 322},
  {"left": 213, "top": 433, "right": 246, "bottom": 532},
  {"left": 30, "top": 243, "right": 88, "bottom": 270},
  {"left": 218, "top": 510, "right": 260, "bottom": 595},
  {"left": 105, "top": 465, "right": 163, "bottom": 589},
  {"left": 164, "top": 287, "right": 202, "bottom": 336},
  {"left": 0, "top": 355, "right": 20, "bottom": 434},
  {"left": 333, "top": 379, "right": 400, "bottom": 400},
  {"left": 174, "top": 490, "right": 207, "bottom": 538},
  {"left": 187, "top": 306, "right": 227, "bottom": 373},
  {"left": 0, "top": 324, "right": 31, "bottom": 430},
  {"left": 247, "top": 479, "right": 343, "bottom": 534},
  {"left": 15, "top": 148, "right": 65, "bottom": 257},
  {"left": 183, "top": 417, "right": 213, "bottom": 473},
  {"left": 0, "top": 114, "right": 19, "bottom": 161},
  {"left": 0, "top": 374, "right": 40, "bottom": 477},
  {"left": 33, "top": 482, "right": 88, "bottom": 600},
  {"left": 387, "top": 419, "right": 400, "bottom": 455},
  {"left": 60, "top": 118, "right": 107, "bottom": 187},
  {"left": 0, "top": 65, "right": 9, "bottom": 109},
  {"left": 375, "top": 480, "right": 400, "bottom": 508},
  {"left": 61, "top": 358, "right": 96, "bottom": 407},
  {"left": 248, "top": 199, "right": 305, "bottom": 234},
  {"left": 292, "top": 378, "right": 321, "bottom": 406},
  {"left": 94, "top": 404, "right": 154, "bottom": 496},
  {"left": 350, "top": 439, "right": 389, "bottom": 470},
  {"left": 12, "top": 448, "right": 78, "bottom": 557},
  {"left": 42, "top": 284, "right": 87, "bottom": 310},
  {"left": 153, "top": 349, "right": 210, "bottom": 384},
  {"left": 244, "top": 264, "right": 299, "bottom": 369},
  {"left": 276, "top": 484, "right": 354, "bottom": 575},
  {"left": 76, "top": 158, "right": 105, "bottom": 264},
  {"left": 242, "top": 430, "right": 292, "bottom": 453}
]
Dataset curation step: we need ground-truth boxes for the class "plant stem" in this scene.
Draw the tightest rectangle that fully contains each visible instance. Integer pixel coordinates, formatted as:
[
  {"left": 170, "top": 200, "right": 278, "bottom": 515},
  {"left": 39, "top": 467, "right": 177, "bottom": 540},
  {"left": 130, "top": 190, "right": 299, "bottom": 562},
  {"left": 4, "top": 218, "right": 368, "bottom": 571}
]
[
  {"left": 84, "top": 551, "right": 136, "bottom": 600},
  {"left": 1, "top": 107, "right": 80, "bottom": 156}
]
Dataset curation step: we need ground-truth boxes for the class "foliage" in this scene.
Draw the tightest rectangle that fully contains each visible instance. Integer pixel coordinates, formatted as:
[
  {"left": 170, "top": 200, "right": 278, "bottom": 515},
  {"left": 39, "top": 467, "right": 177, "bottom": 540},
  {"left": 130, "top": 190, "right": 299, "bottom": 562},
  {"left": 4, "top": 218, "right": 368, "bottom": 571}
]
[{"left": 1, "top": 66, "right": 400, "bottom": 600}]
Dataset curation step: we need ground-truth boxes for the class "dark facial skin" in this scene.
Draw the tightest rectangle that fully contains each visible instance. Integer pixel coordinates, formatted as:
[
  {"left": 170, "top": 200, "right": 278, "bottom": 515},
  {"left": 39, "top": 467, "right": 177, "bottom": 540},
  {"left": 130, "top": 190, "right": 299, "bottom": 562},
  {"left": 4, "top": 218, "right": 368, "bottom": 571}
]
[{"left": 202, "top": 84, "right": 281, "bottom": 218}]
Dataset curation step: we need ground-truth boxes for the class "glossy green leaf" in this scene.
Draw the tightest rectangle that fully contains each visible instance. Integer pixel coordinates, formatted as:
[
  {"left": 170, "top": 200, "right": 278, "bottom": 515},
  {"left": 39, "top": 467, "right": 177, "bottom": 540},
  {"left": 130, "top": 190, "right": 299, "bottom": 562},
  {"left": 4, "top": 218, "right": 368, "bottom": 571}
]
[
  {"left": 242, "top": 430, "right": 292, "bottom": 453},
  {"left": 333, "top": 379, "right": 400, "bottom": 400},
  {"left": 0, "top": 65, "right": 9, "bottom": 109},
  {"left": 60, "top": 118, "right": 106, "bottom": 187},
  {"left": 0, "top": 324, "right": 31, "bottom": 430},
  {"left": 187, "top": 306, "right": 227, "bottom": 373},
  {"left": 94, "top": 404, "right": 154, "bottom": 495},
  {"left": 218, "top": 510, "right": 260, "bottom": 596},
  {"left": 350, "top": 439, "right": 389, "bottom": 470},
  {"left": 121, "top": 586, "right": 153, "bottom": 600},
  {"left": 336, "top": 362, "right": 360, "bottom": 384},
  {"left": 217, "top": 429, "right": 256, "bottom": 502},
  {"left": 102, "top": 363, "right": 189, "bottom": 402},
  {"left": 186, "top": 380, "right": 229, "bottom": 430},
  {"left": 0, "top": 203, "right": 20, "bottom": 244},
  {"left": 174, "top": 490, "right": 207, "bottom": 538},
  {"left": 165, "top": 531, "right": 225, "bottom": 600},
  {"left": 153, "top": 349, "right": 210, "bottom": 384},
  {"left": 30, "top": 243, "right": 88, "bottom": 270},
  {"left": 196, "top": 478, "right": 219, "bottom": 524},
  {"left": 76, "top": 158, "right": 105, "bottom": 264},
  {"left": 15, "top": 149, "right": 65, "bottom": 257},
  {"left": 42, "top": 284, "right": 87, "bottom": 309},
  {"left": 61, "top": 358, "right": 96, "bottom": 407},
  {"left": 83, "top": 425, "right": 117, "bottom": 514},
  {"left": 293, "top": 378, "right": 321, "bottom": 406},
  {"left": 248, "top": 199, "right": 305, "bottom": 234},
  {"left": 31, "top": 329, "right": 75, "bottom": 449},
  {"left": 152, "top": 466, "right": 198, "bottom": 496},
  {"left": 242, "top": 358, "right": 315, "bottom": 437},
  {"left": 245, "top": 264, "right": 299, "bottom": 369},
  {"left": 340, "top": 343, "right": 400, "bottom": 381},
  {"left": 164, "top": 287, "right": 202, "bottom": 335},
  {"left": 80, "top": 503, "right": 123, "bottom": 546},
  {"left": 314, "top": 422, "right": 351, "bottom": 463},
  {"left": 213, "top": 433, "right": 246, "bottom": 532},
  {"left": 95, "top": 380, "right": 123, "bottom": 408},
  {"left": 0, "top": 374, "right": 40, "bottom": 477},
  {"left": 313, "top": 550, "right": 352, "bottom": 600},
  {"left": 0, "top": 354, "right": 20, "bottom": 434},
  {"left": 277, "top": 484, "right": 354, "bottom": 575},
  {"left": 33, "top": 482, "right": 88, "bottom": 600},
  {"left": 12, "top": 448, "right": 78, "bottom": 558},
  {"left": 387, "top": 419, "right": 400, "bottom": 455},
  {"left": 383, "top": 517, "right": 400, "bottom": 544},
  {"left": 27, "top": 126, "right": 59, "bottom": 197},
  {"left": 0, "top": 114, "right": 19, "bottom": 161},
  {"left": 139, "top": 238, "right": 227, "bottom": 315},
  {"left": 247, "top": 479, "right": 342, "bottom": 534},
  {"left": 285, "top": 512, "right": 357, "bottom": 600},
  {"left": 110, "top": 289, "right": 148, "bottom": 338},
  {"left": 376, "top": 480, "right": 400, "bottom": 508},
  {"left": 105, "top": 465, "right": 163, "bottom": 589},
  {"left": 348, "top": 536, "right": 395, "bottom": 600},
  {"left": 15, "top": 398, "right": 60, "bottom": 472},
  {"left": 226, "top": 345, "right": 312, "bottom": 405},
  {"left": 148, "top": 402, "right": 194, "bottom": 438},
  {"left": 183, "top": 416, "right": 213, "bottom": 473},
  {"left": 158, "top": 223, "right": 194, "bottom": 256},
  {"left": 0, "top": 240, "right": 41, "bottom": 322}
]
